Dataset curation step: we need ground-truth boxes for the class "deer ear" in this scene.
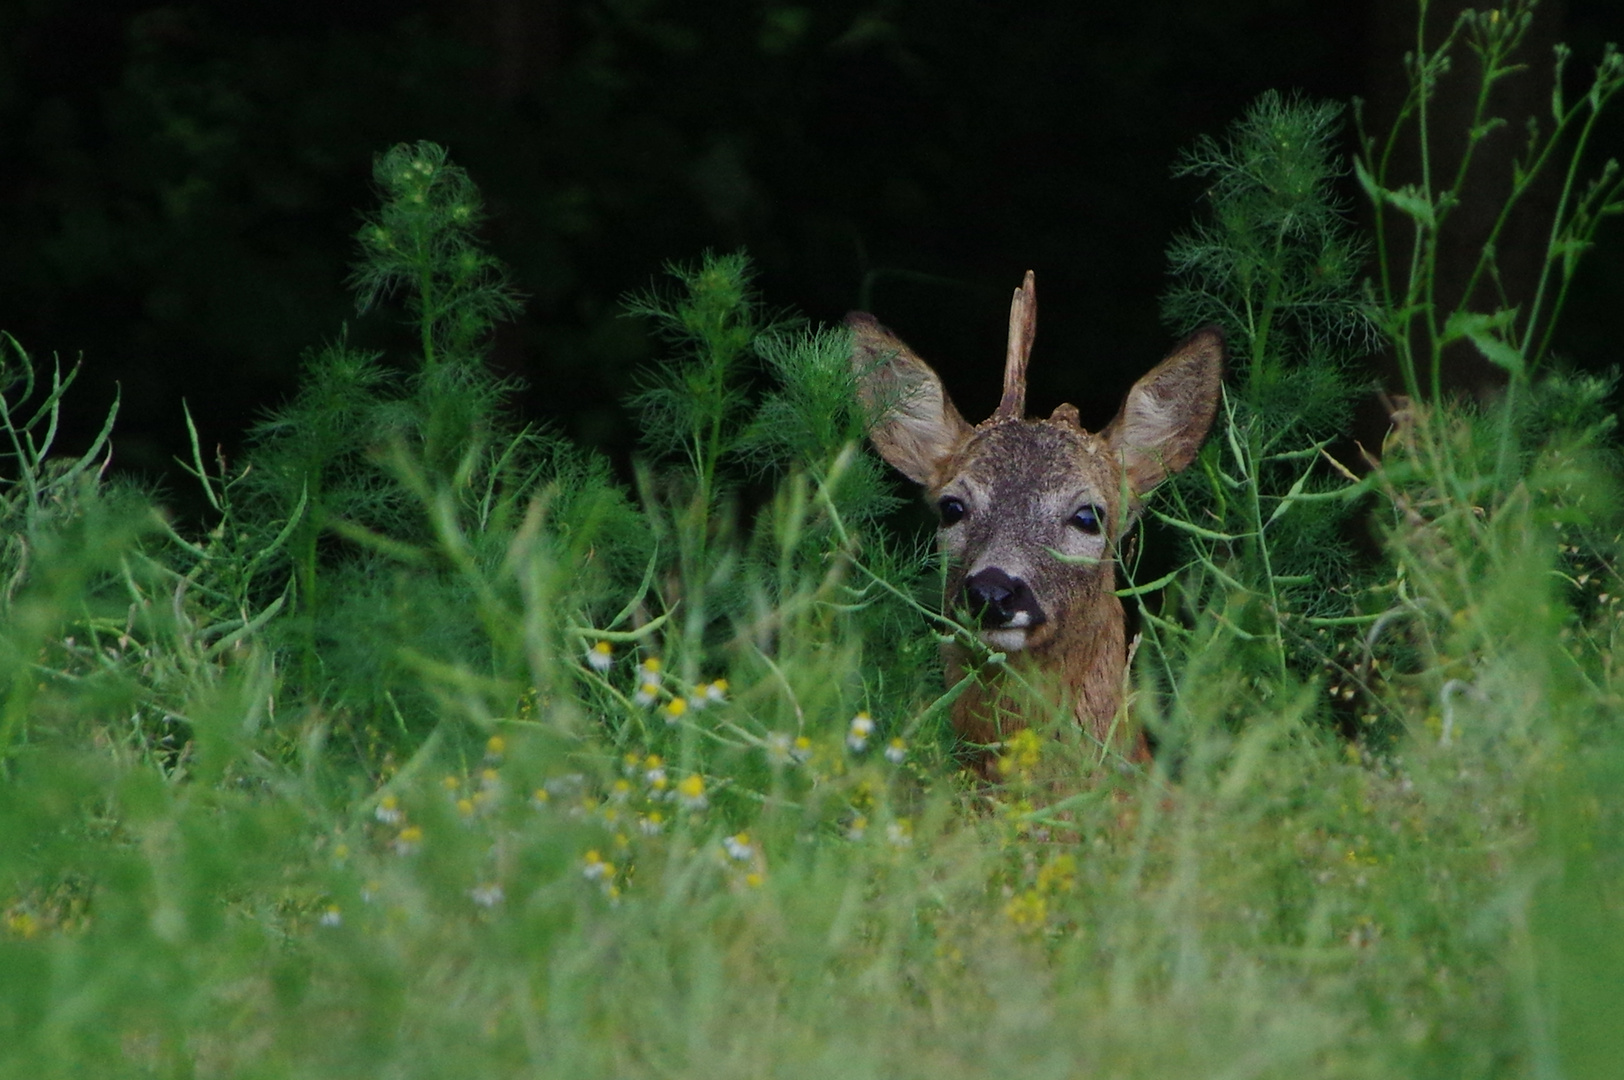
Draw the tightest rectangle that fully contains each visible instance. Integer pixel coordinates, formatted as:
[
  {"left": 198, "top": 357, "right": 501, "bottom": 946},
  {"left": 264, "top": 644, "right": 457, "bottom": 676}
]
[
  {"left": 848, "top": 312, "right": 973, "bottom": 486},
  {"left": 1104, "top": 325, "right": 1225, "bottom": 499}
]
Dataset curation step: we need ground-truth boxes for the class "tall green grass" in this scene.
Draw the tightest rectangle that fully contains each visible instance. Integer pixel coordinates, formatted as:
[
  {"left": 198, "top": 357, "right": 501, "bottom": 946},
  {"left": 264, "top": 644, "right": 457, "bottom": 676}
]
[{"left": 2, "top": 6, "right": 1623, "bottom": 1076}]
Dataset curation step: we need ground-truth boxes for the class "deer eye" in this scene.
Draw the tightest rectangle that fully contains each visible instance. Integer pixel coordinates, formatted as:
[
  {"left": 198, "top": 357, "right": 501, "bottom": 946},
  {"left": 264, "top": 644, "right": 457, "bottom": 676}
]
[
  {"left": 1069, "top": 504, "right": 1103, "bottom": 535},
  {"left": 937, "top": 496, "right": 967, "bottom": 526}
]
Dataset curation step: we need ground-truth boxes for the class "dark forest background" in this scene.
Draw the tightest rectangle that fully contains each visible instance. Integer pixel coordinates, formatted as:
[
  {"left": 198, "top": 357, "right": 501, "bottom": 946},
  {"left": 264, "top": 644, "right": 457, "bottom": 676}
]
[{"left": 3, "top": 0, "right": 1622, "bottom": 517}]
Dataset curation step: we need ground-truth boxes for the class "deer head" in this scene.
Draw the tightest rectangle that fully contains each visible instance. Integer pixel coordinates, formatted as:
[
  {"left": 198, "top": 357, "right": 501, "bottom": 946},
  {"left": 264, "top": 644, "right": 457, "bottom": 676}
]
[{"left": 849, "top": 271, "right": 1224, "bottom": 770}]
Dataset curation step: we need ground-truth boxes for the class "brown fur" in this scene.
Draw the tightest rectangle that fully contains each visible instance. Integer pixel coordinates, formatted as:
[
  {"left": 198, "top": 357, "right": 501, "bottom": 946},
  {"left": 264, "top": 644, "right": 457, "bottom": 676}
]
[{"left": 850, "top": 273, "right": 1224, "bottom": 775}]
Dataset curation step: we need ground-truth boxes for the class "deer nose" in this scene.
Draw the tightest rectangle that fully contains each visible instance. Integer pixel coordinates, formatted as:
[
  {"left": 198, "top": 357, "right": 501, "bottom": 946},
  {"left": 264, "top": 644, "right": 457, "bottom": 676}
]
[{"left": 963, "top": 568, "right": 1044, "bottom": 628}]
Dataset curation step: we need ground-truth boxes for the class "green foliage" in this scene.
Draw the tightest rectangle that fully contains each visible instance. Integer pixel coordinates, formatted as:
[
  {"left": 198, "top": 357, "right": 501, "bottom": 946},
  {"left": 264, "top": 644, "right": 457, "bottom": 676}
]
[
  {"left": 1164, "top": 91, "right": 1376, "bottom": 395},
  {"left": 4, "top": 51, "right": 1624, "bottom": 1074},
  {"left": 1143, "top": 92, "right": 1375, "bottom": 719},
  {"left": 1355, "top": 0, "right": 1624, "bottom": 399},
  {"left": 227, "top": 143, "right": 647, "bottom": 742}
]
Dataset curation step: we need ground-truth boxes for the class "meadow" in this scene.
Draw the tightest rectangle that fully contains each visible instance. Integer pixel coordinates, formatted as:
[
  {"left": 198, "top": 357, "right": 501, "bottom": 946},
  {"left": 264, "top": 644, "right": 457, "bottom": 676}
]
[{"left": 2, "top": 7, "right": 1623, "bottom": 1077}]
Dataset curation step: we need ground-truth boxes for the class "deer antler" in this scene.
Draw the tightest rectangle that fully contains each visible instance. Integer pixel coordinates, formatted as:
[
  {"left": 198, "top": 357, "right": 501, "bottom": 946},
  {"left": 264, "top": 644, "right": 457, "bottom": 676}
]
[{"left": 994, "top": 270, "right": 1036, "bottom": 422}]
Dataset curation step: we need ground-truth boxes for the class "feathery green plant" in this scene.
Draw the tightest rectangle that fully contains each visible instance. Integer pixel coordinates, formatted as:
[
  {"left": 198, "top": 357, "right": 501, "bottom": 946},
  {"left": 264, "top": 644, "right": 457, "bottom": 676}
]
[
  {"left": 231, "top": 143, "right": 645, "bottom": 748},
  {"left": 1143, "top": 92, "right": 1376, "bottom": 728}
]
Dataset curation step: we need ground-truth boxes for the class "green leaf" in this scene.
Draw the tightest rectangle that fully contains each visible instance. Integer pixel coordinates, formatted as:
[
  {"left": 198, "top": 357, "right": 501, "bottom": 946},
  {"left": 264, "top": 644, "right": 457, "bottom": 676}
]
[
  {"left": 1384, "top": 184, "right": 1437, "bottom": 227},
  {"left": 1442, "top": 310, "right": 1526, "bottom": 376}
]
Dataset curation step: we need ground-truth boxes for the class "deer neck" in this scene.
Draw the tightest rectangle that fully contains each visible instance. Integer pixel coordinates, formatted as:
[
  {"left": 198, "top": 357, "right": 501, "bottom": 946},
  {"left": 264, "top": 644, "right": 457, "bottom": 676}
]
[{"left": 947, "top": 587, "right": 1134, "bottom": 771}]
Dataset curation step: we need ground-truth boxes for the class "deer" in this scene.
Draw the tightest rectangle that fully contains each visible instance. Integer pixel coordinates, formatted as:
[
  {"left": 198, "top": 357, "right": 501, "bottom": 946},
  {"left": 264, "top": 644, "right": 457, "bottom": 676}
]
[{"left": 849, "top": 271, "right": 1224, "bottom": 775}]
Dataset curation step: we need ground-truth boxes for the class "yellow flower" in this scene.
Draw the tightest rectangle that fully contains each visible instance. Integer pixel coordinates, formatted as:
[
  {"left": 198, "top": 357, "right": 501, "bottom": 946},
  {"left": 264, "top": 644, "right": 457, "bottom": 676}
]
[
  {"left": 583, "top": 849, "right": 609, "bottom": 880},
  {"left": 847, "top": 711, "right": 875, "bottom": 751},
  {"left": 998, "top": 728, "right": 1043, "bottom": 775},
  {"left": 663, "top": 697, "right": 688, "bottom": 723},
  {"left": 1035, "top": 854, "right": 1076, "bottom": 894},
  {"left": 375, "top": 795, "right": 404, "bottom": 825},
  {"left": 677, "top": 774, "right": 707, "bottom": 808},
  {"left": 1004, "top": 889, "right": 1048, "bottom": 929},
  {"left": 644, "top": 755, "right": 668, "bottom": 789},
  {"left": 586, "top": 640, "right": 614, "bottom": 672}
]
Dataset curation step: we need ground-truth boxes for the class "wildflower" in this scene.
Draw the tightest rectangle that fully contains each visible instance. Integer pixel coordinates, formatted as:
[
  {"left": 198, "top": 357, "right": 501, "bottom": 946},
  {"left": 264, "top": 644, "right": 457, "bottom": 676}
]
[
  {"left": 639, "top": 656, "right": 662, "bottom": 683},
  {"left": 582, "top": 850, "right": 615, "bottom": 881},
  {"left": 393, "top": 825, "right": 423, "bottom": 855},
  {"left": 333, "top": 843, "right": 350, "bottom": 861},
  {"left": 360, "top": 881, "right": 381, "bottom": 904},
  {"left": 586, "top": 640, "right": 614, "bottom": 672},
  {"left": 485, "top": 734, "right": 507, "bottom": 760},
  {"left": 375, "top": 795, "right": 404, "bottom": 826},
  {"left": 442, "top": 775, "right": 461, "bottom": 792},
  {"left": 766, "top": 732, "right": 793, "bottom": 764},
  {"left": 884, "top": 737, "right": 908, "bottom": 764},
  {"left": 638, "top": 810, "right": 666, "bottom": 835},
  {"left": 1004, "top": 889, "right": 1048, "bottom": 930},
  {"left": 792, "top": 735, "right": 812, "bottom": 762},
  {"left": 998, "top": 728, "right": 1043, "bottom": 776},
  {"left": 531, "top": 787, "right": 550, "bottom": 808},
  {"left": 706, "top": 679, "right": 728, "bottom": 703},
  {"left": 677, "top": 774, "right": 708, "bottom": 809},
  {"left": 610, "top": 778, "right": 632, "bottom": 803},
  {"left": 456, "top": 798, "right": 475, "bottom": 817},
  {"left": 663, "top": 696, "right": 688, "bottom": 724},
  {"left": 847, "top": 712, "right": 875, "bottom": 752},
  {"left": 613, "top": 832, "right": 631, "bottom": 849},
  {"left": 723, "top": 832, "right": 754, "bottom": 861},
  {"left": 469, "top": 883, "right": 505, "bottom": 908},
  {"left": 847, "top": 815, "right": 869, "bottom": 841},
  {"left": 887, "top": 819, "right": 913, "bottom": 848},
  {"left": 689, "top": 683, "right": 711, "bottom": 710},
  {"left": 318, "top": 905, "right": 343, "bottom": 928},
  {"left": 745, "top": 872, "right": 765, "bottom": 889},
  {"left": 1036, "top": 854, "right": 1077, "bottom": 894},
  {"left": 644, "top": 755, "right": 668, "bottom": 789},
  {"left": 633, "top": 681, "right": 661, "bottom": 707},
  {"left": 545, "top": 773, "right": 586, "bottom": 799}
]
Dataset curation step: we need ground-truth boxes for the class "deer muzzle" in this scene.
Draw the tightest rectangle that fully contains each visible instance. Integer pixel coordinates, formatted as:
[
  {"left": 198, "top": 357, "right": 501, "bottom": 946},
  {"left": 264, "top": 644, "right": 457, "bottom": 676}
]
[{"left": 963, "top": 567, "right": 1046, "bottom": 651}]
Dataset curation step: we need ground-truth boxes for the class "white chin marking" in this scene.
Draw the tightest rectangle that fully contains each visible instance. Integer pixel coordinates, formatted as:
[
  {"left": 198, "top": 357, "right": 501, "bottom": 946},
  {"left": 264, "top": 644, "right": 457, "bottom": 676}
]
[{"left": 981, "top": 628, "right": 1029, "bottom": 653}]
